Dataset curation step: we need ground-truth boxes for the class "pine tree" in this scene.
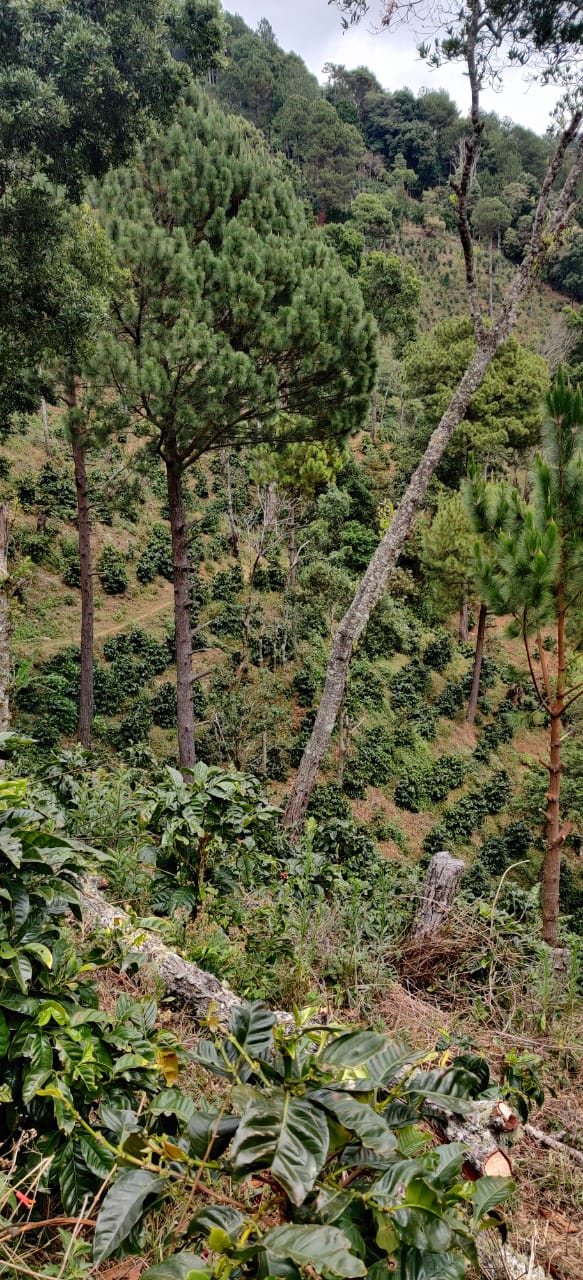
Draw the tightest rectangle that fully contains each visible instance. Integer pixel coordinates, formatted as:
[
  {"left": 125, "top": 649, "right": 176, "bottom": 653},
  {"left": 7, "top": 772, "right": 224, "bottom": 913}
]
[
  {"left": 472, "top": 372, "right": 583, "bottom": 946},
  {"left": 94, "top": 91, "right": 376, "bottom": 770}
]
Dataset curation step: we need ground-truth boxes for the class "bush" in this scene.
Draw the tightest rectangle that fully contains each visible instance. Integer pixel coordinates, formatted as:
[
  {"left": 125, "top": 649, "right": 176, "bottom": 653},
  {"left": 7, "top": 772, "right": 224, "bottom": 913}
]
[
  {"left": 211, "top": 603, "right": 245, "bottom": 639},
  {"left": 61, "top": 537, "right": 81, "bottom": 588},
  {"left": 307, "top": 782, "right": 352, "bottom": 822},
  {"left": 390, "top": 659, "right": 429, "bottom": 710},
  {"left": 410, "top": 705, "right": 438, "bottom": 741},
  {"left": 423, "top": 628, "right": 454, "bottom": 671},
  {"left": 362, "top": 596, "right": 419, "bottom": 659},
  {"left": 354, "top": 726, "right": 394, "bottom": 785},
  {"left": 97, "top": 545, "right": 129, "bottom": 595},
  {"left": 339, "top": 519, "right": 379, "bottom": 571},
  {"left": 151, "top": 680, "right": 177, "bottom": 728},
  {"left": 93, "top": 663, "right": 125, "bottom": 715},
  {"left": 292, "top": 666, "right": 320, "bottom": 707},
  {"left": 211, "top": 566, "right": 244, "bottom": 601},
  {"left": 426, "top": 754, "right": 467, "bottom": 803},
  {"left": 113, "top": 697, "right": 153, "bottom": 746},
  {"left": 136, "top": 524, "right": 173, "bottom": 584},
  {"left": 435, "top": 678, "right": 465, "bottom": 718},
  {"left": 267, "top": 561, "right": 286, "bottom": 591},
  {"left": 482, "top": 769, "right": 512, "bottom": 815}
]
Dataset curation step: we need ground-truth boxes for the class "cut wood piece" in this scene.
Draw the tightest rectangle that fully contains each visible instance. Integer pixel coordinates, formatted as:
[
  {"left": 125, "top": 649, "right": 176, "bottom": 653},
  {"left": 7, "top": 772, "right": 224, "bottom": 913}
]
[
  {"left": 411, "top": 850, "right": 465, "bottom": 939},
  {"left": 79, "top": 878, "right": 293, "bottom": 1029},
  {"left": 482, "top": 1149, "right": 513, "bottom": 1177},
  {"left": 525, "top": 1121, "right": 583, "bottom": 1168},
  {"left": 492, "top": 1101, "right": 520, "bottom": 1132},
  {"left": 425, "top": 1096, "right": 518, "bottom": 1180}
]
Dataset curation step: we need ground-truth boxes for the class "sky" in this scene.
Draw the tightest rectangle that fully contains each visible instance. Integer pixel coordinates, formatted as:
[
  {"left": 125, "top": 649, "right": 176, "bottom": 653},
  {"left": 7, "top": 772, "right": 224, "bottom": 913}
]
[{"left": 228, "top": 1, "right": 562, "bottom": 135}]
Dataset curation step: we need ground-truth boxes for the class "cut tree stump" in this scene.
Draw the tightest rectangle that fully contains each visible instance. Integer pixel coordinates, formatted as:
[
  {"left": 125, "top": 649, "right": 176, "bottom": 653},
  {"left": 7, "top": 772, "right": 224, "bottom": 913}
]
[{"left": 411, "top": 850, "right": 465, "bottom": 939}]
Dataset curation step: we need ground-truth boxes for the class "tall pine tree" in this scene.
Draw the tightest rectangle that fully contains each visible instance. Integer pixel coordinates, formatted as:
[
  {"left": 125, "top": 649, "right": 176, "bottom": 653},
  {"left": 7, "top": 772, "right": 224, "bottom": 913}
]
[
  {"left": 94, "top": 91, "right": 376, "bottom": 770},
  {"left": 471, "top": 373, "right": 583, "bottom": 946}
]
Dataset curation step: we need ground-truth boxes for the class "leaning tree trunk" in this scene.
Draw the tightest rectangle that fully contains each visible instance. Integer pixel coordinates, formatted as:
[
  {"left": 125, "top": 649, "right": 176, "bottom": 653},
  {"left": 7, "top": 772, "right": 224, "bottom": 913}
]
[
  {"left": 166, "top": 459, "right": 195, "bottom": 773},
  {"left": 0, "top": 505, "right": 12, "bottom": 734},
  {"left": 488, "top": 234, "right": 494, "bottom": 317},
  {"left": 288, "top": 498, "right": 297, "bottom": 589},
  {"left": 282, "top": 117, "right": 583, "bottom": 832},
  {"left": 466, "top": 601, "right": 487, "bottom": 725},
  {"left": 410, "top": 850, "right": 465, "bottom": 940},
  {"left": 283, "top": 331, "right": 506, "bottom": 830},
  {"left": 40, "top": 396, "right": 52, "bottom": 458},
  {"left": 66, "top": 381, "right": 94, "bottom": 749}
]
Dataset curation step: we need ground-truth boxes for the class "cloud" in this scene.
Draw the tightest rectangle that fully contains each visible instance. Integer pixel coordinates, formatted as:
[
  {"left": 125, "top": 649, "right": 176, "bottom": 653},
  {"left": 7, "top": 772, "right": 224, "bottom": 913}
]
[{"left": 228, "top": 1, "right": 561, "bottom": 133}]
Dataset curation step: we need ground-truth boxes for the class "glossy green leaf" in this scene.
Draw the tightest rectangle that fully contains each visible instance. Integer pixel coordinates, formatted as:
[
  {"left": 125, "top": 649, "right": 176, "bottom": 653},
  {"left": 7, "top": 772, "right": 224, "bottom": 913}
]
[
  {"left": 10, "top": 879, "right": 30, "bottom": 928},
  {"left": 10, "top": 953, "right": 32, "bottom": 992},
  {"left": 321, "top": 1030, "right": 390, "bottom": 1068},
  {"left": 188, "top": 1110, "right": 239, "bottom": 1160},
  {"left": 79, "top": 1132, "right": 116, "bottom": 1179},
  {"left": 150, "top": 1088, "right": 197, "bottom": 1124},
  {"left": 227, "top": 1001, "right": 274, "bottom": 1065},
  {"left": 262, "top": 1224, "right": 366, "bottom": 1277},
  {"left": 472, "top": 1175, "right": 515, "bottom": 1224},
  {"left": 189, "top": 1205, "right": 244, "bottom": 1242},
  {"left": 141, "top": 1252, "right": 209, "bottom": 1279},
  {"left": 371, "top": 1158, "right": 427, "bottom": 1201},
  {"left": 0, "top": 1008, "right": 9, "bottom": 1057},
  {"left": 310, "top": 1090, "right": 397, "bottom": 1158},
  {"left": 231, "top": 1091, "right": 329, "bottom": 1206},
  {"left": 22, "top": 1067, "right": 52, "bottom": 1104},
  {"left": 93, "top": 1168, "right": 166, "bottom": 1263},
  {"left": 59, "top": 1139, "right": 96, "bottom": 1215},
  {"left": 427, "top": 1143, "right": 467, "bottom": 1188},
  {"left": 0, "top": 829, "right": 23, "bottom": 867},
  {"left": 396, "top": 1125, "right": 430, "bottom": 1158}
]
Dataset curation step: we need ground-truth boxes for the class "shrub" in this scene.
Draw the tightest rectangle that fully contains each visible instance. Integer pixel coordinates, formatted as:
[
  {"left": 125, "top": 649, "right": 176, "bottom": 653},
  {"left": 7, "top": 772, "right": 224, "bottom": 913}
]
[
  {"left": 354, "top": 726, "right": 393, "bottom": 785},
  {"left": 151, "top": 680, "right": 177, "bottom": 728},
  {"left": 426, "top": 754, "right": 467, "bottom": 803},
  {"left": 113, "top": 697, "right": 153, "bottom": 746},
  {"left": 211, "top": 603, "right": 245, "bottom": 639},
  {"left": 482, "top": 769, "right": 512, "bottom": 814},
  {"left": 93, "top": 663, "right": 125, "bottom": 715},
  {"left": 97, "top": 545, "right": 129, "bottom": 595},
  {"left": 61, "top": 537, "right": 81, "bottom": 588},
  {"left": 136, "top": 523, "right": 173, "bottom": 584},
  {"left": 307, "top": 782, "right": 352, "bottom": 822},
  {"left": 479, "top": 835, "right": 510, "bottom": 875},
  {"left": 442, "top": 792, "right": 488, "bottom": 843},
  {"left": 292, "top": 666, "right": 320, "bottom": 706},
  {"left": 348, "top": 659, "right": 385, "bottom": 710},
  {"left": 410, "top": 705, "right": 438, "bottom": 741},
  {"left": 362, "top": 596, "right": 419, "bottom": 659},
  {"left": 211, "top": 566, "right": 243, "bottom": 601},
  {"left": 340, "top": 519, "right": 379, "bottom": 571},
  {"left": 423, "top": 628, "right": 454, "bottom": 671},
  {"left": 390, "top": 659, "right": 429, "bottom": 710},
  {"left": 435, "top": 678, "right": 465, "bottom": 718}
]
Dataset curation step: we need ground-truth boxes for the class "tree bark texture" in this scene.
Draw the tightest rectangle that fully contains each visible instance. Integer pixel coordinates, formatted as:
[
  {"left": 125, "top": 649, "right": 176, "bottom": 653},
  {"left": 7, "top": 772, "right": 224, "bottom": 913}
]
[
  {"left": 40, "top": 396, "right": 52, "bottom": 458},
  {"left": 67, "top": 382, "right": 94, "bottom": 750},
  {"left": 411, "top": 851, "right": 466, "bottom": 940},
  {"left": 79, "top": 878, "right": 293, "bottom": 1029},
  {"left": 426, "top": 1095, "right": 516, "bottom": 1179},
  {"left": 543, "top": 594, "right": 565, "bottom": 946},
  {"left": 166, "top": 459, "right": 196, "bottom": 772},
  {"left": 0, "top": 505, "right": 12, "bottom": 734},
  {"left": 467, "top": 602, "right": 487, "bottom": 725},
  {"left": 283, "top": 110, "right": 583, "bottom": 832},
  {"left": 458, "top": 594, "right": 469, "bottom": 643}
]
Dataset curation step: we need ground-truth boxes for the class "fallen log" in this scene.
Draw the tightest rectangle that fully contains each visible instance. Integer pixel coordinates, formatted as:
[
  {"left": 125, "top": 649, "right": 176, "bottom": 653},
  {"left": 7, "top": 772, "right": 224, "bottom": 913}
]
[
  {"left": 525, "top": 1121, "right": 583, "bottom": 1169},
  {"left": 424, "top": 1096, "right": 516, "bottom": 1179},
  {"left": 79, "top": 878, "right": 245, "bottom": 1026}
]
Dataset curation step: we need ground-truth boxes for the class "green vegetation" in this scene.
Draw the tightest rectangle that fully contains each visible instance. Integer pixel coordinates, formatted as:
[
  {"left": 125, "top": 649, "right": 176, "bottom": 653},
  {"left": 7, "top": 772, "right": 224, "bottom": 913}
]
[{"left": 2, "top": 1, "right": 583, "bottom": 1276}]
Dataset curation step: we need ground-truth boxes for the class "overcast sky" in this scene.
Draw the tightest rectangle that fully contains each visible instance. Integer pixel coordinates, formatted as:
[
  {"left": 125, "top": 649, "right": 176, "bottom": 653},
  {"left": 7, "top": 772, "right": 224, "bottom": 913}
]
[{"left": 229, "top": 1, "right": 562, "bottom": 134}]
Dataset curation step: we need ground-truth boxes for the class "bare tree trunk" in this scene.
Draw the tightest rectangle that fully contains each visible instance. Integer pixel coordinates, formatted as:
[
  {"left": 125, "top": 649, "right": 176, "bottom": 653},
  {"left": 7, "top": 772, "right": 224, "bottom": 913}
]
[
  {"left": 488, "top": 234, "right": 494, "bottom": 317},
  {"left": 282, "top": 113, "right": 583, "bottom": 831},
  {"left": 221, "top": 449, "right": 239, "bottom": 559},
  {"left": 288, "top": 499, "right": 297, "bottom": 589},
  {"left": 66, "top": 380, "right": 93, "bottom": 749},
  {"left": 40, "top": 397, "right": 52, "bottom": 458},
  {"left": 543, "top": 594, "right": 565, "bottom": 946},
  {"left": 0, "top": 505, "right": 12, "bottom": 734},
  {"left": 337, "top": 700, "right": 347, "bottom": 786},
  {"left": 166, "top": 459, "right": 195, "bottom": 773},
  {"left": 467, "top": 602, "right": 487, "bottom": 725},
  {"left": 370, "top": 386, "right": 378, "bottom": 442},
  {"left": 411, "top": 851, "right": 465, "bottom": 940},
  {"left": 458, "top": 593, "right": 469, "bottom": 643}
]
